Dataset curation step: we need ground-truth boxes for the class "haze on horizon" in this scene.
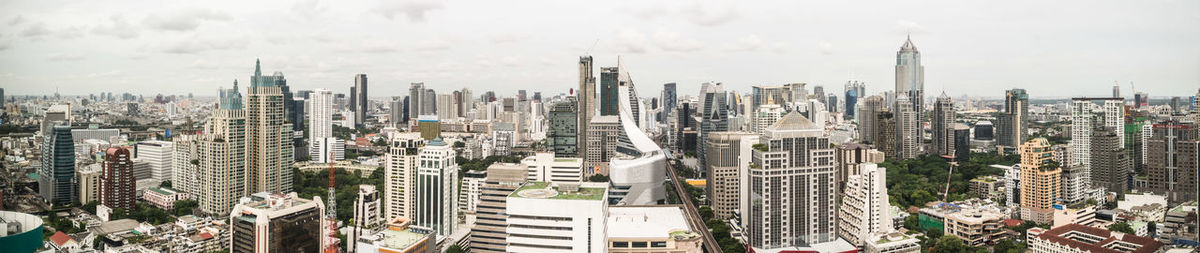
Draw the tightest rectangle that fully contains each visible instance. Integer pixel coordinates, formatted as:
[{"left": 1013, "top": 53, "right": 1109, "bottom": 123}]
[{"left": 0, "top": 0, "right": 1197, "bottom": 99}]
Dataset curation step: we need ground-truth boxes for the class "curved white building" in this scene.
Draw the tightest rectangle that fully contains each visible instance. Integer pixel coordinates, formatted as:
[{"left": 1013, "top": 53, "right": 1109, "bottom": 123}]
[{"left": 607, "top": 64, "right": 667, "bottom": 205}]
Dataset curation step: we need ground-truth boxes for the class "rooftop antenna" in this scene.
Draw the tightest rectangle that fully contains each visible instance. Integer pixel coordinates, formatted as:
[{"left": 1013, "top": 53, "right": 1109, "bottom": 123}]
[{"left": 585, "top": 38, "right": 599, "bottom": 55}]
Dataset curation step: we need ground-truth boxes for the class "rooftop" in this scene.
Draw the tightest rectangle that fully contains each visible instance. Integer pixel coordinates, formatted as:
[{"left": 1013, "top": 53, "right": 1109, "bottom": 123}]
[
  {"left": 1035, "top": 223, "right": 1163, "bottom": 253},
  {"left": 607, "top": 206, "right": 694, "bottom": 239},
  {"left": 510, "top": 182, "right": 605, "bottom": 200}
]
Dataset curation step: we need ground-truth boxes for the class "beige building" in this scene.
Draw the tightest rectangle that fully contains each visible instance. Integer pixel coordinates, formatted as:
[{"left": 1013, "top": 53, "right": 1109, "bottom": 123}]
[
  {"left": 469, "top": 163, "right": 526, "bottom": 253},
  {"left": 943, "top": 208, "right": 1006, "bottom": 246},
  {"left": 834, "top": 143, "right": 885, "bottom": 195},
  {"left": 838, "top": 163, "right": 891, "bottom": 247},
  {"left": 969, "top": 176, "right": 1001, "bottom": 200},
  {"left": 1020, "top": 138, "right": 1062, "bottom": 224},
  {"left": 229, "top": 192, "right": 325, "bottom": 252},
  {"left": 77, "top": 163, "right": 101, "bottom": 204},
  {"left": 384, "top": 132, "right": 424, "bottom": 221},
  {"left": 607, "top": 206, "right": 703, "bottom": 253},
  {"left": 245, "top": 81, "right": 294, "bottom": 194},
  {"left": 1027, "top": 224, "right": 1163, "bottom": 253},
  {"left": 863, "top": 231, "right": 920, "bottom": 253},
  {"left": 197, "top": 109, "right": 248, "bottom": 216},
  {"left": 585, "top": 115, "right": 621, "bottom": 176},
  {"left": 704, "top": 131, "right": 758, "bottom": 220}
]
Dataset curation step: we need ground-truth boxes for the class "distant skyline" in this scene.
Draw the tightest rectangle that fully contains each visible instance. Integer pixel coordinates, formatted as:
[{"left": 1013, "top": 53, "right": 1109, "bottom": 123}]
[{"left": 1, "top": 0, "right": 1197, "bottom": 99}]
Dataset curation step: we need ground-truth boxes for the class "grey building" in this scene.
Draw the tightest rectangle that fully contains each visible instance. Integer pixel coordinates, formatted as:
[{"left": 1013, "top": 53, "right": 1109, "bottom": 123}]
[
  {"left": 548, "top": 98, "right": 579, "bottom": 157},
  {"left": 353, "top": 74, "right": 368, "bottom": 126},
  {"left": 997, "top": 89, "right": 1029, "bottom": 147},
  {"left": 40, "top": 125, "right": 76, "bottom": 206}
]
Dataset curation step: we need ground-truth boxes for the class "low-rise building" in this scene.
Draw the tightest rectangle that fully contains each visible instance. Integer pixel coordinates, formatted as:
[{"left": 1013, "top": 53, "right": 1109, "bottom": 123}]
[
  {"left": 505, "top": 182, "right": 608, "bottom": 253},
  {"left": 969, "top": 175, "right": 1001, "bottom": 200},
  {"left": 944, "top": 208, "right": 1007, "bottom": 246},
  {"left": 522, "top": 152, "right": 584, "bottom": 183},
  {"left": 228, "top": 192, "right": 325, "bottom": 253},
  {"left": 1027, "top": 223, "right": 1163, "bottom": 253},
  {"left": 606, "top": 206, "right": 703, "bottom": 253},
  {"left": 143, "top": 187, "right": 190, "bottom": 210},
  {"left": 863, "top": 231, "right": 920, "bottom": 253},
  {"left": 355, "top": 218, "right": 435, "bottom": 253},
  {"left": 1052, "top": 205, "right": 1107, "bottom": 229}
]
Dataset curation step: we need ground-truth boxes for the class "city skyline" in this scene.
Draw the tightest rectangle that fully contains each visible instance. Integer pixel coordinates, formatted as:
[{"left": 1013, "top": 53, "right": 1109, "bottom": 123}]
[{"left": 1, "top": 0, "right": 1197, "bottom": 98}]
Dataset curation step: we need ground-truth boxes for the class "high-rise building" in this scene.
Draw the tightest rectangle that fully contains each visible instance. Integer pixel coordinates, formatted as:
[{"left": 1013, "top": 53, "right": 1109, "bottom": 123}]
[
  {"left": 423, "top": 90, "right": 436, "bottom": 117},
  {"left": 42, "top": 104, "right": 71, "bottom": 136},
  {"left": 875, "top": 111, "right": 898, "bottom": 159},
  {"left": 469, "top": 163, "right": 527, "bottom": 253},
  {"left": 311, "top": 137, "right": 345, "bottom": 163},
  {"left": 548, "top": 98, "right": 578, "bottom": 157},
  {"left": 39, "top": 125, "right": 75, "bottom": 206},
  {"left": 350, "top": 185, "right": 382, "bottom": 253},
  {"left": 229, "top": 192, "right": 325, "bottom": 252},
  {"left": 578, "top": 56, "right": 597, "bottom": 168},
  {"left": 172, "top": 135, "right": 199, "bottom": 198},
  {"left": 1070, "top": 98, "right": 1123, "bottom": 183},
  {"left": 838, "top": 163, "right": 892, "bottom": 247},
  {"left": 857, "top": 95, "right": 886, "bottom": 144},
  {"left": 521, "top": 152, "right": 583, "bottom": 183},
  {"left": 1134, "top": 92, "right": 1149, "bottom": 108},
  {"left": 246, "top": 60, "right": 295, "bottom": 195},
  {"left": 413, "top": 138, "right": 458, "bottom": 237},
  {"left": 389, "top": 96, "right": 407, "bottom": 127},
  {"left": 353, "top": 74, "right": 368, "bottom": 127},
  {"left": 699, "top": 82, "right": 729, "bottom": 169},
  {"left": 309, "top": 89, "right": 334, "bottom": 142},
  {"left": 895, "top": 36, "right": 924, "bottom": 129},
  {"left": 813, "top": 85, "right": 826, "bottom": 107},
  {"left": 997, "top": 89, "right": 1029, "bottom": 147},
  {"left": 505, "top": 182, "right": 609, "bottom": 253},
  {"left": 745, "top": 112, "right": 837, "bottom": 249},
  {"left": 894, "top": 97, "right": 919, "bottom": 160},
  {"left": 1090, "top": 128, "right": 1129, "bottom": 195},
  {"left": 585, "top": 115, "right": 621, "bottom": 176},
  {"left": 975, "top": 121, "right": 995, "bottom": 141},
  {"left": 953, "top": 124, "right": 971, "bottom": 160},
  {"left": 932, "top": 93, "right": 956, "bottom": 157},
  {"left": 834, "top": 144, "right": 885, "bottom": 195},
  {"left": 752, "top": 84, "right": 794, "bottom": 113},
  {"left": 383, "top": 132, "right": 424, "bottom": 221},
  {"left": 101, "top": 147, "right": 136, "bottom": 211},
  {"left": 77, "top": 164, "right": 101, "bottom": 205},
  {"left": 705, "top": 132, "right": 759, "bottom": 220},
  {"left": 844, "top": 81, "right": 866, "bottom": 117},
  {"left": 752, "top": 104, "right": 784, "bottom": 134},
  {"left": 1020, "top": 138, "right": 1062, "bottom": 224},
  {"left": 436, "top": 93, "right": 457, "bottom": 120},
  {"left": 1145, "top": 120, "right": 1198, "bottom": 203},
  {"left": 600, "top": 66, "right": 620, "bottom": 116},
  {"left": 662, "top": 82, "right": 677, "bottom": 120},
  {"left": 409, "top": 83, "right": 426, "bottom": 117},
  {"left": 136, "top": 140, "right": 173, "bottom": 182},
  {"left": 196, "top": 96, "right": 248, "bottom": 215}
]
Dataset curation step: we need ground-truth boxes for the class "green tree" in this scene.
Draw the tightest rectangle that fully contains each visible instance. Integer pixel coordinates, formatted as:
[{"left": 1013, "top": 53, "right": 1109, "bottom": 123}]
[
  {"left": 446, "top": 245, "right": 468, "bottom": 253},
  {"left": 992, "top": 239, "right": 1026, "bottom": 253},
  {"left": 1109, "top": 222, "right": 1135, "bottom": 234},
  {"left": 931, "top": 235, "right": 970, "bottom": 253},
  {"left": 588, "top": 174, "right": 610, "bottom": 182},
  {"left": 698, "top": 206, "right": 714, "bottom": 221},
  {"left": 174, "top": 200, "right": 199, "bottom": 216}
]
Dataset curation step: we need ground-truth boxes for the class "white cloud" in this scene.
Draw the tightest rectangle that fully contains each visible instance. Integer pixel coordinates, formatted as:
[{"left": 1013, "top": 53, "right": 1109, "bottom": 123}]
[
  {"left": 724, "top": 34, "right": 762, "bottom": 51},
  {"left": 894, "top": 20, "right": 928, "bottom": 35},
  {"left": 414, "top": 37, "right": 453, "bottom": 51},
  {"left": 377, "top": 0, "right": 444, "bottom": 22},
  {"left": 0, "top": 40, "right": 11, "bottom": 51},
  {"left": 143, "top": 9, "right": 232, "bottom": 32},
  {"left": 630, "top": 5, "right": 669, "bottom": 20},
  {"left": 819, "top": 41, "right": 833, "bottom": 55},
  {"left": 47, "top": 52, "right": 85, "bottom": 61},
  {"left": 21, "top": 22, "right": 51, "bottom": 38},
  {"left": 162, "top": 38, "right": 247, "bottom": 54},
  {"left": 488, "top": 32, "right": 527, "bottom": 44},
  {"left": 614, "top": 29, "right": 647, "bottom": 54},
  {"left": 8, "top": 16, "right": 25, "bottom": 26},
  {"left": 92, "top": 16, "right": 141, "bottom": 39},
  {"left": 683, "top": 0, "right": 739, "bottom": 26},
  {"left": 654, "top": 30, "right": 704, "bottom": 52}
]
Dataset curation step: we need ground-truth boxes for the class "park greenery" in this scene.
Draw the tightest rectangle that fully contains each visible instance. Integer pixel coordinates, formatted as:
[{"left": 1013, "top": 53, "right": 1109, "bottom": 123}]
[
  {"left": 881, "top": 152, "right": 1018, "bottom": 208},
  {"left": 292, "top": 167, "right": 385, "bottom": 220}
]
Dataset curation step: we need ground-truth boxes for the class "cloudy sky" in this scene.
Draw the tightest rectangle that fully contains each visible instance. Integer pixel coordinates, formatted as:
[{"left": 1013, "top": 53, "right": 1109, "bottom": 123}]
[{"left": 1, "top": 0, "right": 1197, "bottom": 100}]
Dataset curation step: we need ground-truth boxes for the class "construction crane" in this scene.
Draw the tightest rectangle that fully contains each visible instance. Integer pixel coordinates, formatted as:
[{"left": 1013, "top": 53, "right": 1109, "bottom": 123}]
[{"left": 941, "top": 154, "right": 957, "bottom": 202}]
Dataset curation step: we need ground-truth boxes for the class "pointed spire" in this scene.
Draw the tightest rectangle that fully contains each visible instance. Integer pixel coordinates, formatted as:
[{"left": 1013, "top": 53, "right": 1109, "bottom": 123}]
[
  {"left": 254, "top": 58, "right": 262, "bottom": 77},
  {"left": 901, "top": 35, "right": 916, "bottom": 51}
]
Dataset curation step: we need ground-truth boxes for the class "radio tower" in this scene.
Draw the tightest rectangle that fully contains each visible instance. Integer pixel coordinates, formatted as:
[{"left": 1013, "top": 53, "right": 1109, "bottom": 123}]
[{"left": 324, "top": 152, "right": 340, "bottom": 253}]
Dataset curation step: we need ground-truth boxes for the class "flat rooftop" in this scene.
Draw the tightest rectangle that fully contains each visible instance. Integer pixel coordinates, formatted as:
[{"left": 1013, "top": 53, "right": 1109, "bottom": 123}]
[
  {"left": 372, "top": 227, "right": 428, "bottom": 250},
  {"left": 510, "top": 182, "right": 605, "bottom": 200},
  {"left": 607, "top": 206, "right": 695, "bottom": 239}
]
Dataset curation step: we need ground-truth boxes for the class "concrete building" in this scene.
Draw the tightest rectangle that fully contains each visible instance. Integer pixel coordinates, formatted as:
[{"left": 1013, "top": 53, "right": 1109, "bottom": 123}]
[
  {"left": 469, "top": 163, "right": 527, "bottom": 253},
  {"left": 931, "top": 93, "right": 955, "bottom": 157},
  {"left": 1021, "top": 138, "right": 1062, "bottom": 224},
  {"left": 894, "top": 97, "right": 919, "bottom": 160},
  {"left": 548, "top": 97, "right": 579, "bottom": 157},
  {"left": 1145, "top": 120, "right": 1198, "bottom": 203},
  {"left": 136, "top": 140, "right": 173, "bottom": 182},
  {"left": 384, "top": 132, "right": 424, "bottom": 221},
  {"left": 41, "top": 104, "right": 71, "bottom": 136},
  {"left": 753, "top": 104, "right": 784, "bottom": 134},
  {"left": 39, "top": 125, "right": 76, "bottom": 206},
  {"left": 585, "top": 115, "right": 621, "bottom": 176},
  {"left": 521, "top": 152, "right": 583, "bottom": 183},
  {"left": 578, "top": 56, "right": 597, "bottom": 172},
  {"left": 857, "top": 95, "right": 886, "bottom": 144},
  {"left": 311, "top": 137, "right": 345, "bottom": 163},
  {"left": 491, "top": 122, "right": 514, "bottom": 156},
  {"left": 77, "top": 164, "right": 102, "bottom": 205},
  {"left": 229, "top": 192, "right": 325, "bottom": 252},
  {"left": 459, "top": 170, "right": 486, "bottom": 214},
  {"left": 895, "top": 36, "right": 924, "bottom": 142},
  {"left": 745, "top": 112, "right": 837, "bottom": 249},
  {"left": 606, "top": 206, "right": 703, "bottom": 253},
  {"left": 838, "top": 163, "right": 892, "bottom": 247},
  {"left": 1069, "top": 98, "right": 1124, "bottom": 185},
  {"left": 1026, "top": 223, "right": 1163, "bottom": 253},
  {"left": 196, "top": 106, "right": 248, "bottom": 216},
  {"left": 352, "top": 74, "right": 368, "bottom": 127},
  {"left": 943, "top": 208, "right": 1006, "bottom": 246},
  {"left": 505, "top": 182, "right": 608, "bottom": 253},
  {"left": 101, "top": 147, "right": 136, "bottom": 211},
  {"left": 354, "top": 218, "right": 434, "bottom": 253},
  {"left": 172, "top": 135, "right": 199, "bottom": 196},
  {"left": 246, "top": 60, "right": 296, "bottom": 194},
  {"left": 875, "top": 111, "right": 898, "bottom": 160},
  {"left": 863, "top": 231, "right": 920, "bottom": 253},
  {"left": 969, "top": 176, "right": 1001, "bottom": 200},
  {"left": 413, "top": 138, "right": 458, "bottom": 238},
  {"left": 997, "top": 89, "right": 1029, "bottom": 147},
  {"left": 835, "top": 144, "right": 885, "bottom": 195},
  {"left": 1091, "top": 127, "right": 1129, "bottom": 195},
  {"left": 309, "top": 89, "right": 334, "bottom": 158},
  {"left": 351, "top": 185, "right": 383, "bottom": 253},
  {"left": 705, "top": 132, "right": 759, "bottom": 220},
  {"left": 436, "top": 93, "right": 457, "bottom": 121}
]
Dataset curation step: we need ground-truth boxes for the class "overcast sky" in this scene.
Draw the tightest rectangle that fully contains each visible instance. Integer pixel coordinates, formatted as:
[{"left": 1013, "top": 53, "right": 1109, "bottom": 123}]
[{"left": 1, "top": 0, "right": 1197, "bottom": 100}]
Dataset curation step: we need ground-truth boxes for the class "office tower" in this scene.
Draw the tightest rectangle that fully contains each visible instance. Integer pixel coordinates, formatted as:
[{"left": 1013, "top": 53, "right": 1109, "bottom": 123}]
[
  {"left": 844, "top": 81, "right": 866, "bottom": 117},
  {"left": 77, "top": 164, "right": 101, "bottom": 204},
  {"left": 1020, "top": 138, "right": 1062, "bottom": 224},
  {"left": 895, "top": 36, "right": 924, "bottom": 126},
  {"left": 1090, "top": 127, "right": 1129, "bottom": 196},
  {"left": 417, "top": 115, "right": 440, "bottom": 140},
  {"left": 932, "top": 93, "right": 956, "bottom": 157},
  {"left": 745, "top": 112, "right": 837, "bottom": 249},
  {"left": 435, "top": 93, "right": 456, "bottom": 120},
  {"left": 39, "top": 125, "right": 75, "bottom": 206},
  {"left": 857, "top": 95, "right": 886, "bottom": 143},
  {"left": 975, "top": 121, "right": 995, "bottom": 140},
  {"left": 1170, "top": 97, "right": 1182, "bottom": 114},
  {"left": 835, "top": 144, "right": 885, "bottom": 195},
  {"left": 100, "top": 147, "right": 136, "bottom": 211},
  {"left": 353, "top": 74, "right": 368, "bottom": 126},
  {"left": 953, "top": 124, "right": 971, "bottom": 160},
  {"left": 1134, "top": 92, "right": 1148, "bottom": 108},
  {"left": 662, "top": 82, "right": 677, "bottom": 118},
  {"left": 997, "top": 89, "right": 1029, "bottom": 147},
  {"left": 196, "top": 89, "right": 248, "bottom": 215},
  {"left": 606, "top": 63, "right": 669, "bottom": 205},
  {"left": 706, "top": 132, "right": 759, "bottom": 220},
  {"left": 505, "top": 182, "right": 608, "bottom": 253},
  {"left": 1146, "top": 120, "right": 1198, "bottom": 203},
  {"left": 136, "top": 141, "right": 173, "bottom": 182},
  {"left": 600, "top": 66, "right": 620, "bottom": 116},
  {"left": 172, "top": 135, "right": 199, "bottom": 196},
  {"left": 384, "top": 132, "right": 424, "bottom": 220},
  {"left": 309, "top": 89, "right": 333, "bottom": 141},
  {"left": 894, "top": 97, "right": 919, "bottom": 159},
  {"left": 1070, "top": 98, "right": 1124, "bottom": 181},
  {"left": 388, "top": 97, "right": 406, "bottom": 127},
  {"left": 458, "top": 88, "right": 473, "bottom": 117},
  {"left": 491, "top": 123, "right": 515, "bottom": 156},
  {"left": 585, "top": 115, "right": 621, "bottom": 175},
  {"left": 470, "top": 163, "right": 527, "bottom": 253},
  {"left": 350, "top": 86, "right": 357, "bottom": 118},
  {"left": 350, "top": 185, "right": 382, "bottom": 253},
  {"left": 229, "top": 192, "right": 325, "bottom": 252},
  {"left": 1113, "top": 83, "right": 1121, "bottom": 98},
  {"left": 827, "top": 95, "right": 839, "bottom": 113},
  {"left": 699, "top": 82, "right": 729, "bottom": 169},
  {"left": 0, "top": 88, "right": 4, "bottom": 109},
  {"left": 42, "top": 104, "right": 70, "bottom": 135},
  {"left": 409, "top": 83, "right": 426, "bottom": 117},
  {"left": 875, "top": 111, "right": 898, "bottom": 159},
  {"left": 413, "top": 139, "right": 458, "bottom": 237},
  {"left": 548, "top": 98, "right": 578, "bottom": 157},
  {"left": 753, "top": 104, "right": 785, "bottom": 133},
  {"left": 517, "top": 90, "right": 527, "bottom": 101},
  {"left": 752, "top": 85, "right": 792, "bottom": 113},
  {"left": 838, "top": 163, "right": 892, "bottom": 247},
  {"left": 813, "top": 85, "right": 826, "bottom": 105},
  {"left": 311, "top": 137, "right": 345, "bottom": 163},
  {"left": 292, "top": 98, "right": 306, "bottom": 138},
  {"left": 423, "top": 89, "right": 436, "bottom": 116},
  {"left": 246, "top": 61, "right": 295, "bottom": 195}
]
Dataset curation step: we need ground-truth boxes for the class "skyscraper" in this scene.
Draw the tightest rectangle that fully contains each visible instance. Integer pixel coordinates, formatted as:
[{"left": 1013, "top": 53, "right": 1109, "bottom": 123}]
[
  {"left": 350, "top": 185, "right": 381, "bottom": 253},
  {"left": 844, "top": 80, "right": 866, "bottom": 117},
  {"left": 246, "top": 60, "right": 295, "bottom": 194},
  {"left": 389, "top": 96, "right": 408, "bottom": 127},
  {"left": 578, "top": 56, "right": 597, "bottom": 165},
  {"left": 353, "top": 74, "right": 368, "bottom": 127},
  {"left": 813, "top": 85, "right": 826, "bottom": 108},
  {"left": 548, "top": 97, "right": 578, "bottom": 157},
  {"left": 745, "top": 112, "right": 837, "bottom": 249},
  {"left": 894, "top": 97, "right": 919, "bottom": 160},
  {"left": 932, "top": 93, "right": 956, "bottom": 157},
  {"left": 436, "top": 93, "right": 456, "bottom": 120},
  {"left": 895, "top": 36, "right": 924, "bottom": 127},
  {"left": 309, "top": 89, "right": 334, "bottom": 143},
  {"left": 875, "top": 111, "right": 898, "bottom": 159},
  {"left": 172, "top": 135, "right": 199, "bottom": 196},
  {"left": 1145, "top": 120, "right": 1198, "bottom": 203},
  {"left": 838, "top": 163, "right": 892, "bottom": 247},
  {"left": 857, "top": 95, "right": 885, "bottom": 143},
  {"left": 1090, "top": 127, "right": 1129, "bottom": 195},
  {"left": 409, "top": 83, "right": 426, "bottom": 117},
  {"left": 101, "top": 147, "right": 136, "bottom": 211},
  {"left": 136, "top": 140, "right": 173, "bottom": 182},
  {"left": 600, "top": 66, "right": 620, "bottom": 116},
  {"left": 469, "top": 163, "right": 526, "bottom": 253},
  {"left": 705, "top": 131, "right": 759, "bottom": 220},
  {"left": 229, "top": 192, "right": 325, "bottom": 252},
  {"left": 1070, "top": 98, "right": 1124, "bottom": 181},
  {"left": 834, "top": 143, "right": 885, "bottom": 195},
  {"left": 39, "top": 125, "right": 75, "bottom": 206},
  {"left": 1020, "top": 138, "right": 1061, "bottom": 224},
  {"left": 196, "top": 83, "right": 248, "bottom": 215},
  {"left": 413, "top": 138, "right": 458, "bottom": 237},
  {"left": 699, "top": 82, "right": 729, "bottom": 169},
  {"left": 997, "top": 89, "right": 1029, "bottom": 147},
  {"left": 953, "top": 124, "right": 971, "bottom": 161},
  {"left": 384, "top": 132, "right": 424, "bottom": 221},
  {"left": 662, "top": 82, "right": 677, "bottom": 119}
]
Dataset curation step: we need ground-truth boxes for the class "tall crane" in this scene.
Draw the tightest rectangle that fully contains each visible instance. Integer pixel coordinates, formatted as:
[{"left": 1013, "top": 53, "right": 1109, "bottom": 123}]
[{"left": 941, "top": 154, "right": 957, "bottom": 202}]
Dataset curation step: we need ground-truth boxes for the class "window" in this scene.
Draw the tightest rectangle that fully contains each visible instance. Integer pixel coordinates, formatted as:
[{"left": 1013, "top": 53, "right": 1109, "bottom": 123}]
[
  {"left": 650, "top": 241, "right": 667, "bottom": 248},
  {"left": 612, "top": 242, "right": 628, "bottom": 248},
  {"left": 631, "top": 241, "right": 647, "bottom": 248}
]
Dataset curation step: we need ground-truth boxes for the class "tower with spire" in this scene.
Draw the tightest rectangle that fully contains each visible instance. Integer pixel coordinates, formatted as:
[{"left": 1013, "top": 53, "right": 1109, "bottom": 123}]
[{"left": 895, "top": 36, "right": 924, "bottom": 158}]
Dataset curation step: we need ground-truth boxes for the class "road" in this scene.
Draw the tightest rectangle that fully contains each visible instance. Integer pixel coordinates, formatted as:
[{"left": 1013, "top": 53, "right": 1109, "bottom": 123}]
[{"left": 666, "top": 159, "right": 723, "bottom": 253}]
